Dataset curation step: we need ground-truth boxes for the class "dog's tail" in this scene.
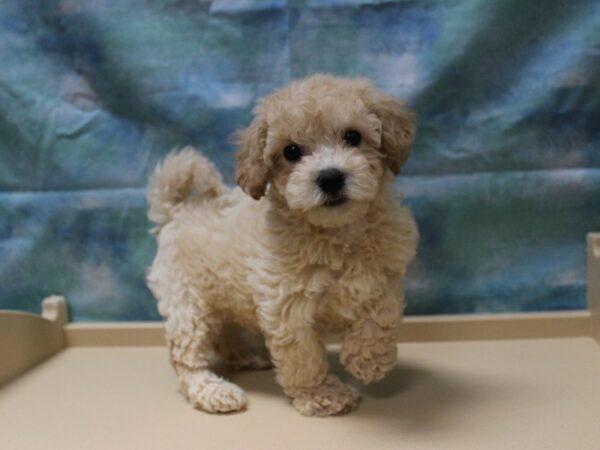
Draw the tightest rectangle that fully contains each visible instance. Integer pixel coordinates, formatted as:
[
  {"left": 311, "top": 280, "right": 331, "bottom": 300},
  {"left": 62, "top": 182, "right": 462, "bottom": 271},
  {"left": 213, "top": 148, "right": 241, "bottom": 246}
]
[{"left": 147, "top": 146, "right": 228, "bottom": 228}]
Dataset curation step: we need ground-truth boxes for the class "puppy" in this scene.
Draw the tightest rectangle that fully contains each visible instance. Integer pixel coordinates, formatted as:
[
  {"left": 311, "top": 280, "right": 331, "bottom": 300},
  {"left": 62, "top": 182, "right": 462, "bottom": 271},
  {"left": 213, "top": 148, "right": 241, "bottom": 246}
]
[{"left": 146, "top": 74, "right": 419, "bottom": 417}]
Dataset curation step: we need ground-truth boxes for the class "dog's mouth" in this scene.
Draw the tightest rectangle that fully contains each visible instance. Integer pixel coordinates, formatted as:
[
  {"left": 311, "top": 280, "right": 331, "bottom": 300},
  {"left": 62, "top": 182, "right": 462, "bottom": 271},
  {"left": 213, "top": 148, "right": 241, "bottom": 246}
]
[{"left": 323, "top": 196, "right": 348, "bottom": 208}]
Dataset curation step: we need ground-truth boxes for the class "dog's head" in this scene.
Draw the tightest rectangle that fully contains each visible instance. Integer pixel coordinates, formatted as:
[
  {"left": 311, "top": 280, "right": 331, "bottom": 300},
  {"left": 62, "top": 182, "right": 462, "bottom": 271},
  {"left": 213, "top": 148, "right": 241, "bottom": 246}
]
[{"left": 234, "top": 74, "right": 415, "bottom": 228}]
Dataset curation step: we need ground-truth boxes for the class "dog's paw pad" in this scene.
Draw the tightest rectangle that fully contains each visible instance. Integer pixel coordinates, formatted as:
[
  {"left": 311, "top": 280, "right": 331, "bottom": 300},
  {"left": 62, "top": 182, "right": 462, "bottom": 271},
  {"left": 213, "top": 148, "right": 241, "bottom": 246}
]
[{"left": 192, "top": 380, "right": 248, "bottom": 413}]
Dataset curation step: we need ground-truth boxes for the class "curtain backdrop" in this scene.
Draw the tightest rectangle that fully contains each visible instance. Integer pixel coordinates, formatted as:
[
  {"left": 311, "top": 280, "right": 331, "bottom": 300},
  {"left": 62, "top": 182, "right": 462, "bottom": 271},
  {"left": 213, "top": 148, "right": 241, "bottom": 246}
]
[{"left": 1, "top": 0, "right": 599, "bottom": 320}]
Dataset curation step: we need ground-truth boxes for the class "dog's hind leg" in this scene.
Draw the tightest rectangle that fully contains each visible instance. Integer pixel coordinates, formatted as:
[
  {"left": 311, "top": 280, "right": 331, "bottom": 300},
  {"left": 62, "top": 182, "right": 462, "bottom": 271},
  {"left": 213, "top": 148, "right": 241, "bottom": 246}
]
[
  {"left": 165, "top": 301, "right": 248, "bottom": 413},
  {"left": 215, "top": 323, "right": 272, "bottom": 371}
]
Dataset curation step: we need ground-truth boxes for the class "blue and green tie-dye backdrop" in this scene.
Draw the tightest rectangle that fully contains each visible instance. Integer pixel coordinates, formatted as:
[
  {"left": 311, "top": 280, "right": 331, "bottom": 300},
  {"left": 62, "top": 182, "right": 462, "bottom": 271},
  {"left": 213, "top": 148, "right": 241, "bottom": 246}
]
[{"left": 1, "top": 0, "right": 599, "bottom": 321}]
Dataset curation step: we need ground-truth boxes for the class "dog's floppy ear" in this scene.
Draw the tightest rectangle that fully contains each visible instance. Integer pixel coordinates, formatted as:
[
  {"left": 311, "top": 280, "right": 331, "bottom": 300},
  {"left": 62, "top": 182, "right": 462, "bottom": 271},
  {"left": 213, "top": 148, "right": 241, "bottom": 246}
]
[
  {"left": 364, "top": 89, "right": 415, "bottom": 175},
  {"left": 234, "top": 107, "right": 269, "bottom": 200}
]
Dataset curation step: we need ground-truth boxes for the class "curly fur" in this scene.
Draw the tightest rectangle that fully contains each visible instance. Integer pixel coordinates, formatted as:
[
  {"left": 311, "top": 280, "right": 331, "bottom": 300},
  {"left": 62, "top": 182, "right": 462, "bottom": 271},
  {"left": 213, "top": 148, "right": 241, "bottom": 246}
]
[{"left": 147, "top": 74, "right": 419, "bottom": 417}]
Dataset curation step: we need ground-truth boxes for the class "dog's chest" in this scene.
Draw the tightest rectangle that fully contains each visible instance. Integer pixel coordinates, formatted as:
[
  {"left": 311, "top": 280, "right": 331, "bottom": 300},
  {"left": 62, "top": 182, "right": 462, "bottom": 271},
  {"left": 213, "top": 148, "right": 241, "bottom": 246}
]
[
  {"left": 294, "top": 224, "right": 377, "bottom": 270},
  {"left": 297, "top": 227, "right": 392, "bottom": 301},
  {"left": 260, "top": 205, "right": 417, "bottom": 318}
]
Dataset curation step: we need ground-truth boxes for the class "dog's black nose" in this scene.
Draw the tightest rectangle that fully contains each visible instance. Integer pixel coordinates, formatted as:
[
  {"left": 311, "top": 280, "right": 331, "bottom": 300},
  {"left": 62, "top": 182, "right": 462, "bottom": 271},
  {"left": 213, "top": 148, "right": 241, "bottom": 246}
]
[{"left": 316, "top": 168, "right": 346, "bottom": 195}]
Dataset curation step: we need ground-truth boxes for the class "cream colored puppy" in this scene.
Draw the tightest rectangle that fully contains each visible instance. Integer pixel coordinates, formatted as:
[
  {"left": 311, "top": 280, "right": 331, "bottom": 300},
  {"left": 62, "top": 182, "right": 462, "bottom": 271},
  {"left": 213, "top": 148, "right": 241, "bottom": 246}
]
[{"left": 147, "top": 74, "right": 419, "bottom": 417}]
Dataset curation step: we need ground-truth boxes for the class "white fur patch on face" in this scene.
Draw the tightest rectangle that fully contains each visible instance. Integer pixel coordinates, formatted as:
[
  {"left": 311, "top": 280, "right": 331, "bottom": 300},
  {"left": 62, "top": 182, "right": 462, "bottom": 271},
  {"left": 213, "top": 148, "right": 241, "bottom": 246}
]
[{"left": 284, "top": 146, "right": 382, "bottom": 227}]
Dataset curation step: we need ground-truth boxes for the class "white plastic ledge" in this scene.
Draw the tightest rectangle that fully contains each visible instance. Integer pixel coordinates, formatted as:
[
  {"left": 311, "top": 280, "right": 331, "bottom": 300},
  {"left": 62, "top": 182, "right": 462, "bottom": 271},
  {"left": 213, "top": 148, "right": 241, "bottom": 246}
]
[
  {"left": 0, "top": 296, "right": 68, "bottom": 386},
  {"left": 63, "top": 311, "right": 593, "bottom": 347}
]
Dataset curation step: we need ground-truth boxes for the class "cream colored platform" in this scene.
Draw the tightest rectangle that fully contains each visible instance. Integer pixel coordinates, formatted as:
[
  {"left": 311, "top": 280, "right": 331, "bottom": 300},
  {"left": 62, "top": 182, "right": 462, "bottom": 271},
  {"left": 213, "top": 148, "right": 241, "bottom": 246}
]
[{"left": 1, "top": 338, "right": 600, "bottom": 450}]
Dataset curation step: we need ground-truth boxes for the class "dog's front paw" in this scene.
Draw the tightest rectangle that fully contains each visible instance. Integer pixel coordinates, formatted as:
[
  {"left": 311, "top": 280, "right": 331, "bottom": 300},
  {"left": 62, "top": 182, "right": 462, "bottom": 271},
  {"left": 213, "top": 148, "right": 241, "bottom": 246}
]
[
  {"left": 187, "top": 376, "right": 248, "bottom": 413},
  {"left": 291, "top": 375, "right": 360, "bottom": 417},
  {"left": 340, "top": 343, "right": 397, "bottom": 384}
]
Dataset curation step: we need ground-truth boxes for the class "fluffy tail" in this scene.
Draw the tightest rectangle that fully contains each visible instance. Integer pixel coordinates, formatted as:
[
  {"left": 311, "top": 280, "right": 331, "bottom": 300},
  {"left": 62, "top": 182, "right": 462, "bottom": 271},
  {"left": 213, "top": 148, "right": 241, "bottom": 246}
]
[{"left": 147, "top": 147, "right": 228, "bottom": 227}]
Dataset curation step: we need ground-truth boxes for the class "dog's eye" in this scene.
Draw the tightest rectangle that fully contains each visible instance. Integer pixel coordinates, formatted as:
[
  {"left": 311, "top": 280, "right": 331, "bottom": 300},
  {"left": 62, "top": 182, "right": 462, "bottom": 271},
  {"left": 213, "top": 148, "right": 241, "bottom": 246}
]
[
  {"left": 343, "top": 130, "right": 362, "bottom": 147},
  {"left": 283, "top": 144, "right": 302, "bottom": 162}
]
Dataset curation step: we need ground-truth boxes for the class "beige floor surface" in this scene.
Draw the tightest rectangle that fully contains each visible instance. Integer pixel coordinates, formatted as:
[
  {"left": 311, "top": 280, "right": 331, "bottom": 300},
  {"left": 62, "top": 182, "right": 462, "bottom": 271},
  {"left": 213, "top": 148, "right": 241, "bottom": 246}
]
[{"left": 1, "top": 338, "right": 599, "bottom": 450}]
